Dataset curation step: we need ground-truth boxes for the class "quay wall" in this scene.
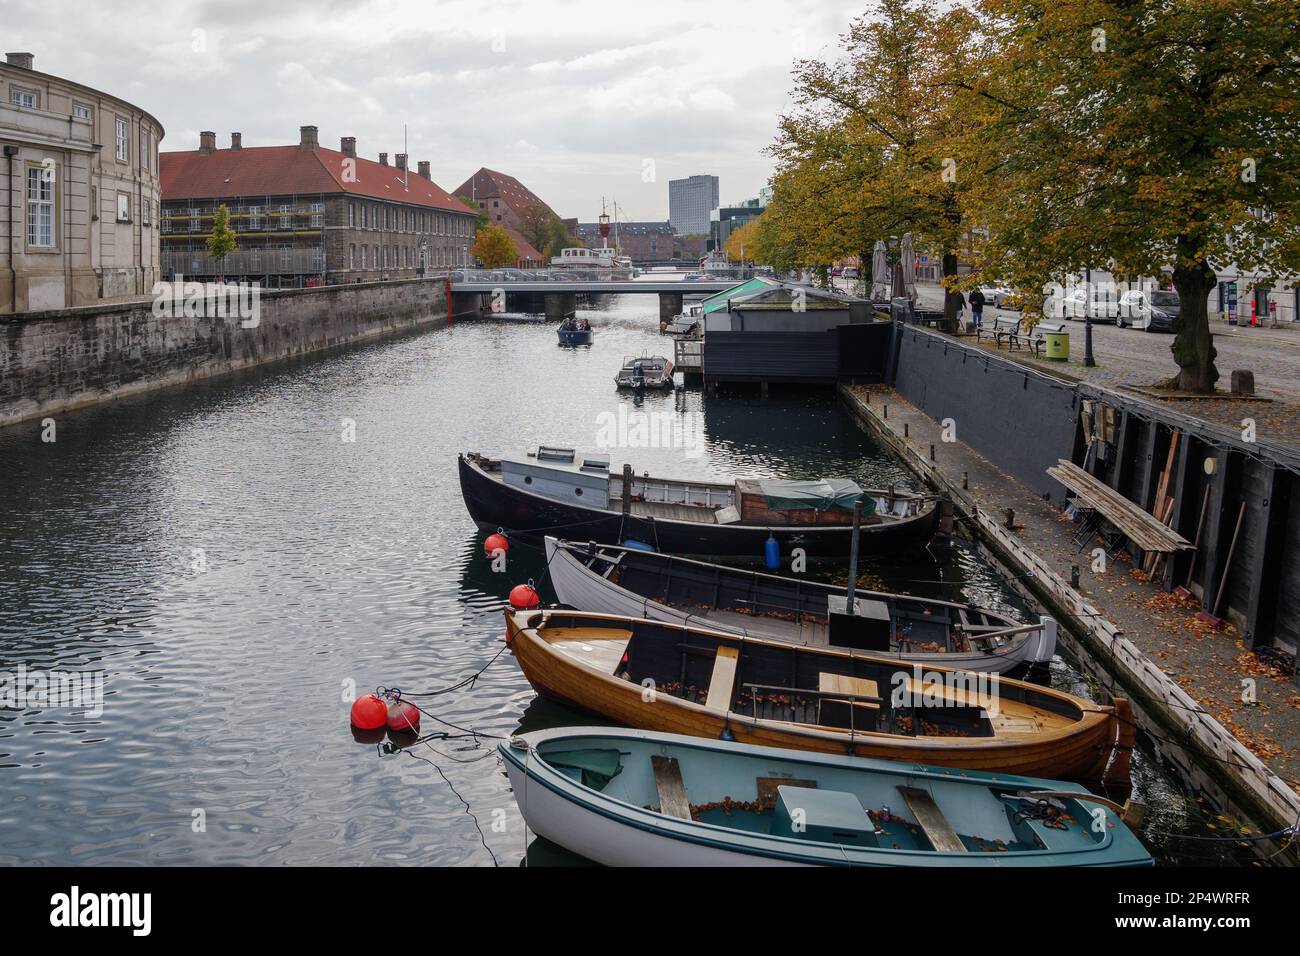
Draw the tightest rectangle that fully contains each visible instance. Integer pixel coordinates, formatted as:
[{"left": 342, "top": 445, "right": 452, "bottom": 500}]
[
  {"left": 0, "top": 277, "right": 457, "bottom": 426},
  {"left": 888, "top": 321, "right": 1300, "bottom": 662}
]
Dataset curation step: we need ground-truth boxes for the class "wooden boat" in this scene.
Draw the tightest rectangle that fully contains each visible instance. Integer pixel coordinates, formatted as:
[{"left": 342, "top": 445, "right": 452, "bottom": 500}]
[
  {"left": 544, "top": 537, "right": 1056, "bottom": 674},
  {"left": 557, "top": 318, "right": 593, "bottom": 346},
  {"left": 504, "top": 608, "right": 1133, "bottom": 785},
  {"left": 500, "top": 726, "right": 1152, "bottom": 866},
  {"left": 459, "top": 447, "right": 939, "bottom": 558},
  {"left": 614, "top": 354, "right": 674, "bottom": 389}
]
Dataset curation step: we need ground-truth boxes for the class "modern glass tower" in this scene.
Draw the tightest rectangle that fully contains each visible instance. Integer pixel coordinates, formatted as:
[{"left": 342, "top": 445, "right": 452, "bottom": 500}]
[{"left": 668, "top": 175, "right": 720, "bottom": 236}]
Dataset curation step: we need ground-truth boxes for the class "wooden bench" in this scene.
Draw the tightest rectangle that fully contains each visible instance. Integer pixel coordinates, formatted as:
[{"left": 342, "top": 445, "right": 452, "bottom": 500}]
[
  {"left": 651, "top": 755, "right": 692, "bottom": 820},
  {"left": 704, "top": 644, "right": 740, "bottom": 712},
  {"left": 816, "top": 673, "right": 881, "bottom": 730},
  {"left": 897, "top": 786, "right": 967, "bottom": 853}
]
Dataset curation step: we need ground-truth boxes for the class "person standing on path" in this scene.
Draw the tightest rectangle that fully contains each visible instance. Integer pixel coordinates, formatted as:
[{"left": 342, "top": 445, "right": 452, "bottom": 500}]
[{"left": 969, "top": 287, "right": 986, "bottom": 332}]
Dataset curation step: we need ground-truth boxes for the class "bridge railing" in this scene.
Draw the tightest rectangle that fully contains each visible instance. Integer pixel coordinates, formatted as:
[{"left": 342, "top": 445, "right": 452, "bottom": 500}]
[{"left": 449, "top": 268, "right": 649, "bottom": 283}]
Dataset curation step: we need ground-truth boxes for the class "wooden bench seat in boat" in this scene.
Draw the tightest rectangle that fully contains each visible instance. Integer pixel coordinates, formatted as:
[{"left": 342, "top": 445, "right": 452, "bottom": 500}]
[
  {"left": 817, "top": 673, "right": 881, "bottom": 731},
  {"left": 897, "top": 786, "right": 967, "bottom": 853},
  {"left": 651, "top": 755, "right": 692, "bottom": 820},
  {"left": 705, "top": 645, "right": 740, "bottom": 711}
]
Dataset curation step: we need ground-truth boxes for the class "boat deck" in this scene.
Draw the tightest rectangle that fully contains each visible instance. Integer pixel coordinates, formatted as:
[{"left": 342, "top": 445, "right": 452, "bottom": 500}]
[{"left": 610, "top": 497, "right": 719, "bottom": 523}]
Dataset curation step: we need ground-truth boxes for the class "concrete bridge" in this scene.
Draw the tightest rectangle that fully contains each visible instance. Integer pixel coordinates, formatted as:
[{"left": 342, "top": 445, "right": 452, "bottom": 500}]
[{"left": 444, "top": 269, "right": 738, "bottom": 321}]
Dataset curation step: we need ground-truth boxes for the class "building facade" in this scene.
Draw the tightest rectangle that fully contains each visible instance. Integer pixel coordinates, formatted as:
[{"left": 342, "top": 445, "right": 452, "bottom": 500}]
[
  {"left": 1, "top": 51, "right": 163, "bottom": 313},
  {"left": 453, "top": 167, "right": 569, "bottom": 267},
  {"left": 160, "top": 128, "right": 477, "bottom": 286},
  {"left": 668, "top": 174, "right": 719, "bottom": 237},
  {"left": 710, "top": 198, "right": 766, "bottom": 254},
  {"left": 574, "top": 221, "right": 675, "bottom": 262}
]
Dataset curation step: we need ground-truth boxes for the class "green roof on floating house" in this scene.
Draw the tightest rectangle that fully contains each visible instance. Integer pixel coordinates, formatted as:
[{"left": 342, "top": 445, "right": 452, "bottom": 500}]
[
  {"left": 700, "top": 277, "right": 778, "bottom": 314},
  {"left": 723, "top": 281, "right": 856, "bottom": 311}
]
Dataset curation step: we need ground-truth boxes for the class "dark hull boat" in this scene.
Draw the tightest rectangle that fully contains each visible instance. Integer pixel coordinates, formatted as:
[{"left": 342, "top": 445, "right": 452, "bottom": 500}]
[
  {"left": 458, "top": 448, "right": 939, "bottom": 558},
  {"left": 544, "top": 537, "right": 1055, "bottom": 674},
  {"left": 557, "top": 320, "right": 593, "bottom": 346}
]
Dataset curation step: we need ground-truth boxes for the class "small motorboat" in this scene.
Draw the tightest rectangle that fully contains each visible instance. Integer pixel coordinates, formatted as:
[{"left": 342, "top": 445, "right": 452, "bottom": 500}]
[
  {"left": 503, "top": 607, "right": 1133, "bottom": 785},
  {"left": 458, "top": 447, "right": 938, "bottom": 558},
  {"left": 557, "top": 317, "right": 594, "bottom": 346},
  {"left": 614, "top": 355, "right": 674, "bottom": 390},
  {"left": 544, "top": 537, "right": 1056, "bottom": 673},
  {"left": 499, "top": 726, "right": 1152, "bottom": 867}
]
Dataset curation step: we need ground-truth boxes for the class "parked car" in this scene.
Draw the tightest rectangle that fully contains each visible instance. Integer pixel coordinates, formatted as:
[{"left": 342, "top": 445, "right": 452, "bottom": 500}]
[
  {"left": 830, "top": 267, "right": 843, "bottom": 277},
  {"left": 842, "top": 267, "right": 859, "bottom": 280},
  {"left": 980, "top": 285, "right": 1014, "bottom": 308},
  {"left": 1117, "top": 289, "right": 1180, "bottom": 332},
  {"left": 1059, "top": 288, "right": 1120, "bottom": 323}
]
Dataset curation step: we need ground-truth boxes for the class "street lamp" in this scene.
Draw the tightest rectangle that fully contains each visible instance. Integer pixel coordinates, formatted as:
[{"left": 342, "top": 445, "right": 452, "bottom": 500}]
[{"left": 1084, "top": 267, "right": 1096, "bottom": 368}]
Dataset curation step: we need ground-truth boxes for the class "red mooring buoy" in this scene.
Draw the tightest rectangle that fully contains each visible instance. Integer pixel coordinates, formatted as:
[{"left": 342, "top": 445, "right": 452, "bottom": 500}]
[
  {"left": 386, "top": 698, "right": 421, "bottom": 734},
  {"left": 484, "top": 532, "right": 509, "bottom": 556},
  {"left": 509, "top": 582, "right": 540, "bottom": 610},
  {"left": 349, "top": 693, "right": 387, "bottom": 730}
]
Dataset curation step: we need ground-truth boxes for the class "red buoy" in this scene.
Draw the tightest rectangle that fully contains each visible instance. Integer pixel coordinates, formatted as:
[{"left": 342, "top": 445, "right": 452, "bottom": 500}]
[
  {"left": 509, "top": 582, "right": 540, "bottom": 610},
  {"left": 349, "top": 693, "right": 387, "bottom": 730},
  {"left": 386, "top": 699, "right": 421, "bottom": 734},
  {"left": 484, "top": 532, "right": 509, "bottom": 556}
]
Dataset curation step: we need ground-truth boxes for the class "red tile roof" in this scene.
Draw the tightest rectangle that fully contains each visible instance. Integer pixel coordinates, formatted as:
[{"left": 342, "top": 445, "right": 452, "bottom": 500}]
[
  {"left": 454, "top": 167, "right": 557, "bottom": 219},
  {"left": 502, "top": 226, "right": 545, "bottom": 264},
  {"left": 161, "top": 145, "right": 472, "bottom": 215}
]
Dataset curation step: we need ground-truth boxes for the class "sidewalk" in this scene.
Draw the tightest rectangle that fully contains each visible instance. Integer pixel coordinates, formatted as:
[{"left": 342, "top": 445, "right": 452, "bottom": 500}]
[{"left": 841, "top": 383, "right": 1300, "bottom": 834}]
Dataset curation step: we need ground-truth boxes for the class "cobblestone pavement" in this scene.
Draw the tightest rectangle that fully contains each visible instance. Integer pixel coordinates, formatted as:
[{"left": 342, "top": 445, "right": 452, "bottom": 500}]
[{"left": 906, "top": 283, "right": 1300, "bottom": 450}]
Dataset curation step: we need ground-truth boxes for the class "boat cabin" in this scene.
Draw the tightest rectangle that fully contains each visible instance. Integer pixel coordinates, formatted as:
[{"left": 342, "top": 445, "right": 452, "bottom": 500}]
[{"left": 501, "top": 446, "right": 612, "bottom": 508}]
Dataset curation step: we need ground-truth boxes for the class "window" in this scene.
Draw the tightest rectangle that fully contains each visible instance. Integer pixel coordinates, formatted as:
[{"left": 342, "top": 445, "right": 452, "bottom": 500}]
[
  {"left": 143, "top": 198, "right": 151, "bottom": 226},
  {"left": 248, "top": 205, "right": 262, "bottom": 230},
  {"left": 189, "top": 206, "right": 200, "bottom": 232},
  {"left": 115, "top": 117, "right": 129, "bottom": 163},
  {"left": 116, "top": 193, "right": 130, "bottom": 222},
  {"left": 349, "top": 244, "right": 356, "bottom": 269},
  {"left": 311, "top": 247, "right": 323, "bottom": 272},
  {"left": 279, "top": 204, "right": 291, "bottom": 229},
  {"left": 279, "top": 246, "right": 292, "bottom": 271},
  {"left": 73, "top": 102, "right": 92, "bottom": 122},
  {"left": 10, "top": 88, "right": 36, "bottom": 108},
  {"left": 348, "top": 203, "right": 355, "bottom": 227},
  {"left": 361, "top": 205, "right": 367, "bottom": 229},
  {"left": 140, "top": 128, "right": 150, "bottom": 171},
  {"left": 310, "top": 202, "right": 323, "bottom": 228},
  {"left": 26, "top": 166, "right": 55, "bottom": 248},
  {"left": 361, "top": 245, "right": 368, "bottom": 269},
  {"left": 249, "top": 248, "right": 261, "bottom": 271}
]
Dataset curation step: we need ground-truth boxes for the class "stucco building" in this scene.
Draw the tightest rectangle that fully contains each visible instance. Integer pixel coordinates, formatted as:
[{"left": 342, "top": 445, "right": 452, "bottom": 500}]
[{"left": 1, "top": 51, "right": 163, "bottom": 313}]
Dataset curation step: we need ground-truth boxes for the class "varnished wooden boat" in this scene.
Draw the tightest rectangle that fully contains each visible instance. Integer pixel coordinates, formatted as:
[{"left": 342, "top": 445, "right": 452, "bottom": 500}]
[
  {"left": 500, "top": 726, "right": 1152, "bottom": 867},
  {"left": 504, "top": 608, "right": 1133, "bottom": 786},
  {"left": 459, "top": 448, "right": 939, "bottom": 557},
  {"left": 545, "top": 536, "right": 1056, "bottom": 674}
]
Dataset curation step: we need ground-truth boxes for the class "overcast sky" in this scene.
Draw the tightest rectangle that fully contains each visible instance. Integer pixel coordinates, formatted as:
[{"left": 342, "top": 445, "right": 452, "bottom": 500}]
[{"left": 10, "top": 0, "right": 862, "bottom": 221}]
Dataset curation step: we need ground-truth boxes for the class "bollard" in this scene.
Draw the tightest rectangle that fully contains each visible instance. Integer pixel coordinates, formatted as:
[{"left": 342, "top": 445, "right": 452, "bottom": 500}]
[
  {"left": 961, "top": 471, "right": 969, "bottom": 490},
  {"left": 1004, "top": 508, "right": 1015, "bottom": 529},
  {"left": 929, "top": 443, "right": 935, "bottom": 461},
  {"left": 904, "top": 422, "right": 909, "bottom": 438},
  {"left": 1071, "top": 564, "right": 1080, "bottom": 588},
  {"left": 883, "top": 405, "right": 889, "bottom": 419}
]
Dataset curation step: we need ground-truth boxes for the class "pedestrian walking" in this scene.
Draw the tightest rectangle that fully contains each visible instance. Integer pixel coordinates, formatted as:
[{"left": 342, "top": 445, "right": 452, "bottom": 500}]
[{"left": 969, "top": 288, "right": 986, "bottom": 331}]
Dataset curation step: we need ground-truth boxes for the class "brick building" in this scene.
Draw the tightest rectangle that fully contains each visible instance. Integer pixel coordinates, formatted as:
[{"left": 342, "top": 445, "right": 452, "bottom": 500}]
[
  {"left": 574, "top": 221, "right": 675, "bottom": 262},
  {"left": 454, "top": 167, "right": 572, "bottom": 266},
  {"left": 160, "top": 126, "right": 476, "bottom": 286}
]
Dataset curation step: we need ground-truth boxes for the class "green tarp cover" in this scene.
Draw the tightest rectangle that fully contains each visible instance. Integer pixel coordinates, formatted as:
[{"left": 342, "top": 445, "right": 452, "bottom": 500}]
[
  {"left": 759, "top": 479, "right": 871, "bottom": 513},
  {"left": 700, "top": 277, "right": 776, "bottom": 314},
  {"left": 543, "top": 749, "right": 624, "bottom": 790}
]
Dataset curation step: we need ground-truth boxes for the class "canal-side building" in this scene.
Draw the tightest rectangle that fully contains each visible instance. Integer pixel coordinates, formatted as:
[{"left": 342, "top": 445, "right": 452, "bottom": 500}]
[
  {"left": 574, "top": 221, "right": 675, "bottom": 263},
  {"left": 1, "top": 51, "right": 164, "bottom": 313},
  {"left": 454, "top": 167, "right": 560, "bottom": 232},
  {"left": 709, "top": 198, "right": 766, "bottom": 254},
  {"left": 668, "top": 174, "right": 719, "bottom": 238},
  {"left": 160, "top": 127, "right": 477, "bottom": 286}
]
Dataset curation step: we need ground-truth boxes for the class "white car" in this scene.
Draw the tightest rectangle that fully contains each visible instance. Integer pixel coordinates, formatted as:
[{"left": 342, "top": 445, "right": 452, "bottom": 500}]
[
  {"left": 1058, "top": 288, "right": 1120, "bottom": 323},
  {"left": 979, "top": 285, "right": 1014, "bottom": 308}
]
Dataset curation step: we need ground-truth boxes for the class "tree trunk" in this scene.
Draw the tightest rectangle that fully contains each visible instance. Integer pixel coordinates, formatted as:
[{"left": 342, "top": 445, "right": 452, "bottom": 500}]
[
  {"left": 1170, "top": 258, "right": 1219, "bottom": 393},
  {"left": 940, "top": 251, "right": 959, "bottom": 332}
]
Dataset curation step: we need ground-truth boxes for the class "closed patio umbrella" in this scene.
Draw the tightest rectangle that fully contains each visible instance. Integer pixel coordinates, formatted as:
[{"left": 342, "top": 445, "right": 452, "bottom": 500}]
[
  {"left": 900, "top": 232, "right": 917, "bottom": 303},
  {"left": 871, "top": 240, "right": 888, "bottom": 301}
]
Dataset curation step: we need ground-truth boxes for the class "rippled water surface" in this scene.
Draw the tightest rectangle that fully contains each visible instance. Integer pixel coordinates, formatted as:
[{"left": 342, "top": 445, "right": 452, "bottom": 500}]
[{"left": 0, "top": 294, "right": 1256, "bottom": 865}]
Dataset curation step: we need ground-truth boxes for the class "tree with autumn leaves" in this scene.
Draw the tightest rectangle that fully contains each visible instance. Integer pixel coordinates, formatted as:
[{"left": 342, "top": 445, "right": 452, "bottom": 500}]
[
  {"left": 762, "top": 0, "right": 1300, "bottom": 391},
  {"left": 470, "top": 224, "right": 519, "bottom": 269}
]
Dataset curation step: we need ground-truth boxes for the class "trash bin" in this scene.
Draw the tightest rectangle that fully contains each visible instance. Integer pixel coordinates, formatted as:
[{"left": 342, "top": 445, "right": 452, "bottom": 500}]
[{"left": 1044, "top": 329, "right": 1070, "bottom": 360}]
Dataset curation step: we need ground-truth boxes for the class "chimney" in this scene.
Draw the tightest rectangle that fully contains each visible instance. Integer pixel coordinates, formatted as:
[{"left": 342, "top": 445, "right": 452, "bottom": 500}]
[
  {"left": 199, "top": 131, "right": 216, "bottom": 155},
  {"left": 417, "top": 161, "right": 431, "bottom": 180},
  {"left": 395, "top": 153, "right": 408, "bottom": 172},
  {"left": 340, "top": 136, "right": 356, "bottom": 158},
  {"left": 230, "top": 132, "right": 242, "bottom": 150},
  {"left": 5, "top": 52, "right": 34, "bottom": 70},
  {"left": 299, "top": 125, "right": 319, "bottom": 151},
  {"left": 378, "top": 152, "right": 388, "bottom": 166}
]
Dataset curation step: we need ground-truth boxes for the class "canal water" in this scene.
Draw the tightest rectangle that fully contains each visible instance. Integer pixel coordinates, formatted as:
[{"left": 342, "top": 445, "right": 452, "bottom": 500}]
[{"left": 0, "top": 293, "right": 1259, "bottom": 866}]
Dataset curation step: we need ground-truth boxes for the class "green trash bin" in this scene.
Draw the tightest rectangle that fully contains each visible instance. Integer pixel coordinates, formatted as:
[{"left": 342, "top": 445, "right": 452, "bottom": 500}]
[{"left": 1043, "top": 329, "right": 1070, "bottom": 360}]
